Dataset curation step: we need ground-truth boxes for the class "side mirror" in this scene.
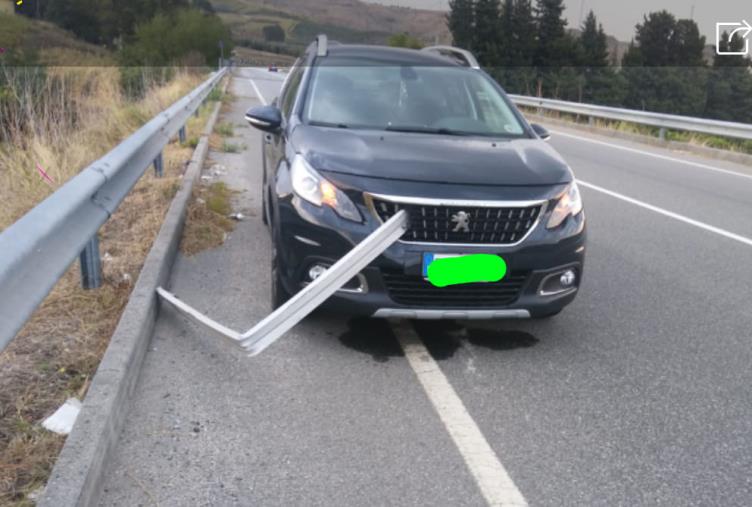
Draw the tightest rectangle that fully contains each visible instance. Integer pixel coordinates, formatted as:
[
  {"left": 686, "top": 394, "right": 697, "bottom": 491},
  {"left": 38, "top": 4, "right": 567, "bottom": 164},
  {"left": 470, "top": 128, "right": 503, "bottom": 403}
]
[
  {"left": 245, "top": 105, "right": 282, "bottom": 133},
  {"left": 530, "top": 123, "right": 551, "bottom": 141}
]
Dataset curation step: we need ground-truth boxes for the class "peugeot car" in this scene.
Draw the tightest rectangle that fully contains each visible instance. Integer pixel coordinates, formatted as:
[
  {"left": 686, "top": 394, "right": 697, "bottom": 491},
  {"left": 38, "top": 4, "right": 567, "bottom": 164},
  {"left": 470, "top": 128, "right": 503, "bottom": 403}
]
[{"left": 245, "top": 36, "right": 586, "bottom": 319}]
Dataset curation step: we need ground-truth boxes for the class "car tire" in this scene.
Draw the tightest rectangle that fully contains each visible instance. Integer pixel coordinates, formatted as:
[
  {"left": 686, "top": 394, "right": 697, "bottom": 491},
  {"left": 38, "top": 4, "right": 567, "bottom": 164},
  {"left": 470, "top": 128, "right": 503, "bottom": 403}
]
[
  {"left": 262, "top": 188, "right": 269, "bottom": 226},
  {"left": 270, "top": 232, "right": 290, "bottom": 309}
]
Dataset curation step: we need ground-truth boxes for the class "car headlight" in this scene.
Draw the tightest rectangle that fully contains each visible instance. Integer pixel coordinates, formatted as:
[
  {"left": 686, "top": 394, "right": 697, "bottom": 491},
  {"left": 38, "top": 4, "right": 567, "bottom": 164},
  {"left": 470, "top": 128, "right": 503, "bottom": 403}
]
[
  {"left": 546, "top": 181, "right": 583, "bottom": 229},
  {"left": 290, "top": 154, "right": 361, "bottom": 222}
]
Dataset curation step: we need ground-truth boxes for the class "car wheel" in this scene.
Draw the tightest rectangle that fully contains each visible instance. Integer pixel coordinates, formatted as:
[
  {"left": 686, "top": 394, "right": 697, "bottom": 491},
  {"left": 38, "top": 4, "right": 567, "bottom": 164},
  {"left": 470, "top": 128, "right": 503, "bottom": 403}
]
[{"left": 270, "top": 232, "right": 290, "bottom": 309}]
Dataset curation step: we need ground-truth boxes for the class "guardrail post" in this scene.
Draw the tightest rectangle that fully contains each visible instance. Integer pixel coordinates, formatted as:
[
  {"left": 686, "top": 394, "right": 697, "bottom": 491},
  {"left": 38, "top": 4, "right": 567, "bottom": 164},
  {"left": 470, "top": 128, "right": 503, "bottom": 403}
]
[
  {"left": 658, "top": 127, "right": 667, "bottom": 141},
  {"left": 153, "top": 152, "right": 164, "bottom": 177},
  {"left": 588, "top": 116, "right": 594, "bottom": 126},
  {"left": 79, "top": 234, "right": 102, "bottom": 289},
  {"left": 178, "top": 126, "right": 187, "bottom": 144}
]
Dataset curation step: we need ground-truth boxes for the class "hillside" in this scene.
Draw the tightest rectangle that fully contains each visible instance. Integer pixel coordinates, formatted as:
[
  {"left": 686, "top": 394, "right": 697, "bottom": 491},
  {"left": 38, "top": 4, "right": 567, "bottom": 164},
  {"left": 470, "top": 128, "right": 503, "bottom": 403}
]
[
  {"left": 211, "top": 0, "right": 451, "bottom": 50},
  {"left": 0, "top": 11, "right": 112, "bottom": 66}
]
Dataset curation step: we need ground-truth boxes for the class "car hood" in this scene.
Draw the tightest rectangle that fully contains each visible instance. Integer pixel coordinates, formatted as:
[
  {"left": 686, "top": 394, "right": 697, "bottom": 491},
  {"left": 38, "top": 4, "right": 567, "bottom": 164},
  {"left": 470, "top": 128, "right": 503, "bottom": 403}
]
[{"left": 291, "top": 125, "right": 571, "bottom": 186}]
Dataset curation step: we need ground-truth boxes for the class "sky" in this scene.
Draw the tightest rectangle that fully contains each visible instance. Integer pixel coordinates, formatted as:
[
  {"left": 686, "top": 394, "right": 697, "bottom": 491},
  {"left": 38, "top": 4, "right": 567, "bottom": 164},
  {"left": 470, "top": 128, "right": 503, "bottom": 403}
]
[{"left": 361, "top": 0, "right": 750, "bottom": 42}]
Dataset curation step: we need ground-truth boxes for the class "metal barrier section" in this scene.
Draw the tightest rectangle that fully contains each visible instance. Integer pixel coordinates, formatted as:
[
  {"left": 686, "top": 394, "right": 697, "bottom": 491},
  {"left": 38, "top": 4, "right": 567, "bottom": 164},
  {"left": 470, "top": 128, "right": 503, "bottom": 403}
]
[
  {"left": 0, "top": 69, "right": 227, "bottom": 352},
  {"left": 157, "top": 210, "right": 409, "bottom": 356},
  {"left": 509, "top": 94, "right": 752, "bottom": 141}
]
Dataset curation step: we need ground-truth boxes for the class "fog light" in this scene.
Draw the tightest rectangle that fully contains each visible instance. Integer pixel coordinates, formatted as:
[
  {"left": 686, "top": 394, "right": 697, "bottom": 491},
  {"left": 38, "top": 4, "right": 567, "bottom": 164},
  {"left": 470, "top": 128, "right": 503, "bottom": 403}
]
[
  {"left": 560, "top": 269, "right": 576, "bottom": 287},
  {"left": 308, "top": 264, "right": 328, "bottom": 281}
]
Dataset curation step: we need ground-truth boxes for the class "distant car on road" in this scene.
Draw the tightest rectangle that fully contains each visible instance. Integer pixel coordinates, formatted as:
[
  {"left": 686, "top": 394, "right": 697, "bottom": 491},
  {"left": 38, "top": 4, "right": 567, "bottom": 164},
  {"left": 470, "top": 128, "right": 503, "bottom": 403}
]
[
  {"left": 245, "top": 36, "right": 585, "bottom": 319},
  {"left": 268, "top": 64, "right": 278, "bottom": 72}
]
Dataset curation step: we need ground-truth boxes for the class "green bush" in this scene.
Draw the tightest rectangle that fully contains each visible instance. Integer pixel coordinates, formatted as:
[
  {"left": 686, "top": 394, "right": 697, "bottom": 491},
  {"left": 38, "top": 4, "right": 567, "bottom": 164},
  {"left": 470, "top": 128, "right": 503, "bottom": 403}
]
[
  {"left": 262, "top": 24, "right": 285, "bottom": 43},
  {"left": 120, "top": 9, "right": 233, "bottom": 67}
]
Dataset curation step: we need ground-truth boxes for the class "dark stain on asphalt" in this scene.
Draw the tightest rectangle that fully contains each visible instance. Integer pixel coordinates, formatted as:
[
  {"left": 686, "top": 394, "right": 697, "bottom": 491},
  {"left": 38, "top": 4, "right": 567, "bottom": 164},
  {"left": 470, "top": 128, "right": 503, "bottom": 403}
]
[
  {"left": 339, "top": 318, "right": 404, "bottom": 363},
  {"left": 411, "top": 320, "right": 463, "bottom": 360},
  {"left": 466, "top": 328, "right": 539, "bottom": 350},
  {"left": 411, "top": 320, "right": 538, "bottom": 360}
]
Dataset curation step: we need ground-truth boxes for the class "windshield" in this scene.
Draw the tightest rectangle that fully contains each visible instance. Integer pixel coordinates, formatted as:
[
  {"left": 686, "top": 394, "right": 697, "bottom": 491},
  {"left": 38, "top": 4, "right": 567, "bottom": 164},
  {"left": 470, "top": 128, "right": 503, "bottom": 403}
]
[{"left": 303, "top": 65, "right": 527, "bottom": 137}]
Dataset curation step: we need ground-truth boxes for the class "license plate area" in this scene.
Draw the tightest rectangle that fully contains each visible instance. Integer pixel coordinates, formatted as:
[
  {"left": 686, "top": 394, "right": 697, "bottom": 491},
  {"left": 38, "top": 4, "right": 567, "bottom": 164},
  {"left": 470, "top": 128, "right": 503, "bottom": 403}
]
[{"left": 422, "top": 253, "right": 463, "bottom": 278}]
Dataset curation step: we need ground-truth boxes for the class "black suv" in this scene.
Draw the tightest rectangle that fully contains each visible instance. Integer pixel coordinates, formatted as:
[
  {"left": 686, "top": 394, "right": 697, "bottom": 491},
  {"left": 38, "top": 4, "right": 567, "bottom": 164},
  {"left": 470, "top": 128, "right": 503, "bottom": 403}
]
[{"left": 245, "top": 36, "right": 585, "bottom": 319}]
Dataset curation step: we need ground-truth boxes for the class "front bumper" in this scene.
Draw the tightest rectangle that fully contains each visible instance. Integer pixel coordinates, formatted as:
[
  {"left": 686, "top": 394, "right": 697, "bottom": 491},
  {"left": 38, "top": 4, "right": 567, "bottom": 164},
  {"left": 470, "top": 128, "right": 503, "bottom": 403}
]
[{"left": 276, "top": 195, "right": 586, "bottom": 319}]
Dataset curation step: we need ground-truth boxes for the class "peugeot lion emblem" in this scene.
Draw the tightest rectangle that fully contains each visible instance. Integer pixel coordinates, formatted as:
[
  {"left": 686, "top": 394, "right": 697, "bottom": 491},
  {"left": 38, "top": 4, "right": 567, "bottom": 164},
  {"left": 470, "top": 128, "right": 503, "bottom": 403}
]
[{"left": 451, "top": 211, "right": 471, "bottom": 233}]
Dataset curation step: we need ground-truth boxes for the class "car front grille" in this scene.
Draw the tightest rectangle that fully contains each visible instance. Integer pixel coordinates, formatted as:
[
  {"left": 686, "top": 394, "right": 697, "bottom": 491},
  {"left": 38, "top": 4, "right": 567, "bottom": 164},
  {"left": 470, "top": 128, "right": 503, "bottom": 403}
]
[
  {"left": 382, "top": 271, "right": 529, "bottom": 308},
  {"left": 370, "top": 198, "right": 544, "bottom": 244}
]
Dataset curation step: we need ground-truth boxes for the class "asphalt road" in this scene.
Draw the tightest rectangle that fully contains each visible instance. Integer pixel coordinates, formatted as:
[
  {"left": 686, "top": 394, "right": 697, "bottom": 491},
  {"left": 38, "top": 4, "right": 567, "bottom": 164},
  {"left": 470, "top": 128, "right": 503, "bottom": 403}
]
[{"left": 98, "top": 67, "right": 752, "bottom": 506}]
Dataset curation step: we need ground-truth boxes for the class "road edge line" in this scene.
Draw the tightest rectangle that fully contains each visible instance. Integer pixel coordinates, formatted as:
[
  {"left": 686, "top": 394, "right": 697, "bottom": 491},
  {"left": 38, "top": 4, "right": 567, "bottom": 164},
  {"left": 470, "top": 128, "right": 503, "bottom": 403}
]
[
  {"left": 551, "top": 128, "right": 752, "bottom": 181},
  {"left": 578, "top": 179, "right": 752, "bottom": 247},
  {"left": 250, "top": 78, "right": 268, "bottom": 105},
  {"left": 394, "top": 321, "right": 528, "bottom": 507},
  {"left": 38, "top": 76, "right": 231, "bottom": 507}
]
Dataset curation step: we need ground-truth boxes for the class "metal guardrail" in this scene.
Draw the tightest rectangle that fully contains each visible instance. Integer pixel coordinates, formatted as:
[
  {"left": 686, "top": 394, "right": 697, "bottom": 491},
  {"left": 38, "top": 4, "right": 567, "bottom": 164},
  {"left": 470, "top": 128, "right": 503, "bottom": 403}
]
[
  {"left": 158, "top": 210, "right": 409, "bottom": 356},
  {"left": 0, "top": 68, "right": 227, "bottom": 352},
  {"left": 509, "top": 94, "right": 752, "bottom": 141}
]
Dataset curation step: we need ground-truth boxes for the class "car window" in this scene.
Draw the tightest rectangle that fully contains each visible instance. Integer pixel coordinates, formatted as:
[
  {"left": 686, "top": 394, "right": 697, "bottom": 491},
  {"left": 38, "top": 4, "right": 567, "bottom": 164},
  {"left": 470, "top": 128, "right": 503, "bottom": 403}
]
[
  {"left": 279, "top": 64, "right": 305, "bottom": 118},
  {"left": 303, "top": 65, "right": 526, "bottom": 137}
]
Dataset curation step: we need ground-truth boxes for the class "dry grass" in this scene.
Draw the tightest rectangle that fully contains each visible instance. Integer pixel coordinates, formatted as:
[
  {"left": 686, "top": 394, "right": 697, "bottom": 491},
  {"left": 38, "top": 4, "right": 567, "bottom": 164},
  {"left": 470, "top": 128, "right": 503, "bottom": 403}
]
[
  {"left": 232, "top": 45, "right": 297, "bottom": 66},
  {"left": 0, "top": 69, "right": 223, "bottom": 506},
  {"left": 215, "top": 122, "right": 235, "bottom": 137},
  {"left": 180, "top": 182, "right": 236, "bottom": 256}
]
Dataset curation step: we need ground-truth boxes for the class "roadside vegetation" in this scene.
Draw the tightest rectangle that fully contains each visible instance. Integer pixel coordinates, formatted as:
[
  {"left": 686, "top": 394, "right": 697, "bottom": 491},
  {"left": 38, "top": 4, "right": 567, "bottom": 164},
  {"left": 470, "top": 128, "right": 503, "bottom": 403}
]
[
  {"left": 216, "top": 122, "right": 235, "bottom": 137},
  {"left": 447, "top": 0, "right": 752, "bottom": 124},
  {"left": 1, "top": 5, "right": 236, "bottom": 503},
  {"left": 181, "top": 103, "right": 251, "bottom": 257},
  {"left": 0, "top": 57, "right": 225, "bottom": 504},
  {"left": 181, "top": 182, "right": 236, "bottom": 256}
]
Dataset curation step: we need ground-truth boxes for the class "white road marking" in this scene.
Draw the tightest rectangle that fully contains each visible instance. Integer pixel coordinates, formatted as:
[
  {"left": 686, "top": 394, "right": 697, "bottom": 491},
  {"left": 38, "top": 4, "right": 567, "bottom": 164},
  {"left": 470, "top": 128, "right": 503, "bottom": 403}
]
[
  {"left": 578, "top": 179, "right": 752, "bottom": 247},
  {"left": 552, "top": 129, "right": 752, "bottom": 181},
  {"left": 249, "top": 79, "right": 268, "bottom": 105},
  {"left": 394, "top": 321, "right": 527, "bottom": 507}
]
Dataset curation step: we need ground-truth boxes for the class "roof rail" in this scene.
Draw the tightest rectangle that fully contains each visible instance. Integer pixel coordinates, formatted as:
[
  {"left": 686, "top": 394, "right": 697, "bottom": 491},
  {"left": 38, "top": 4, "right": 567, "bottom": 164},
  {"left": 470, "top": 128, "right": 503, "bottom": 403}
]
[
  {"left": 421, "top": 45, "right": 480, "bottom": 69},
  {"left": 317, "top": 34, "right": 328, "bottom": 57}
]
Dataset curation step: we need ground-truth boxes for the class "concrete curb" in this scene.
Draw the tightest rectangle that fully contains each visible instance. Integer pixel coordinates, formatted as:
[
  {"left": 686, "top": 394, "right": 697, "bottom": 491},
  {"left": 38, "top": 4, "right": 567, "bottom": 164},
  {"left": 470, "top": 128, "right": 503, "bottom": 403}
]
[
  {"left": 39, "top": 75, "right": 230, "bottom": 507},
  {"left": 525, "top": 113, "right": 752, "bottom": 167}
]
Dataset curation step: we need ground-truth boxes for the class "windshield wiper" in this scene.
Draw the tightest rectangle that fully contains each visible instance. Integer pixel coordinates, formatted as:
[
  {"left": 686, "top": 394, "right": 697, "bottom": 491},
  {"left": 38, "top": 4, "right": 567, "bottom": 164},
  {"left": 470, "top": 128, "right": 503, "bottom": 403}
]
[{"left": 384, "top": 125, "right": 469, "bottom": 136}]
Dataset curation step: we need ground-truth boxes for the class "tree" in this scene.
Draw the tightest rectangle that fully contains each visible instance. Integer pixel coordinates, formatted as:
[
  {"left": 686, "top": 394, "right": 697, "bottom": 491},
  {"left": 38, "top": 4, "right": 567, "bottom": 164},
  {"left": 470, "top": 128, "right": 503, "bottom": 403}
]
[
  {"left": 43, "top": 0, "right": 96, "bottom": 43},
  {"left": 508, "top": 0, "right": 538, "bottom": 93},
  {"left": 627, "top": 11, "right": 676, "bottom": 66},
  {"left": 580, "top": 11, "right": 608, "bottom": 68},
  {"left": 579, "top": 10, "right": 623, "bottom": 105},
  {"left": 474, "top": 0, "right": 502, "bottom": 66},
  {"left": 43, "top": 0, "right": 191, "bottom": 46},
  {"left": 533, "top": 0, "right": 582, "bottom": 98},
  {"left": 497, "top": 0, "right": 515, "bottom": 67},
  {"left": 447, "top": 0, "right": 475, "bottom": 50},
  {"left": 622, "top": 12, "right": 709, "bottom": 116},
  {"left": 488, "top": 0, "right": 537, "bottom": 94},
  {"left": 705, "top": 33, "right": 752, "bottom": 122},
  {"left": 262, "top": 24, "right": 286, "bottom": 43},
  {"left": 120, "top": 9, "right": 233, "bottom": 67},
  {"left": 192, "top": 0, "right": 214, "bottom": 12},
  {"left": 670, "top": 19, "right": 706, "bottom": 67},
  {"left": 534, "top": 0, "right": 567, "bottom": 69}
]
